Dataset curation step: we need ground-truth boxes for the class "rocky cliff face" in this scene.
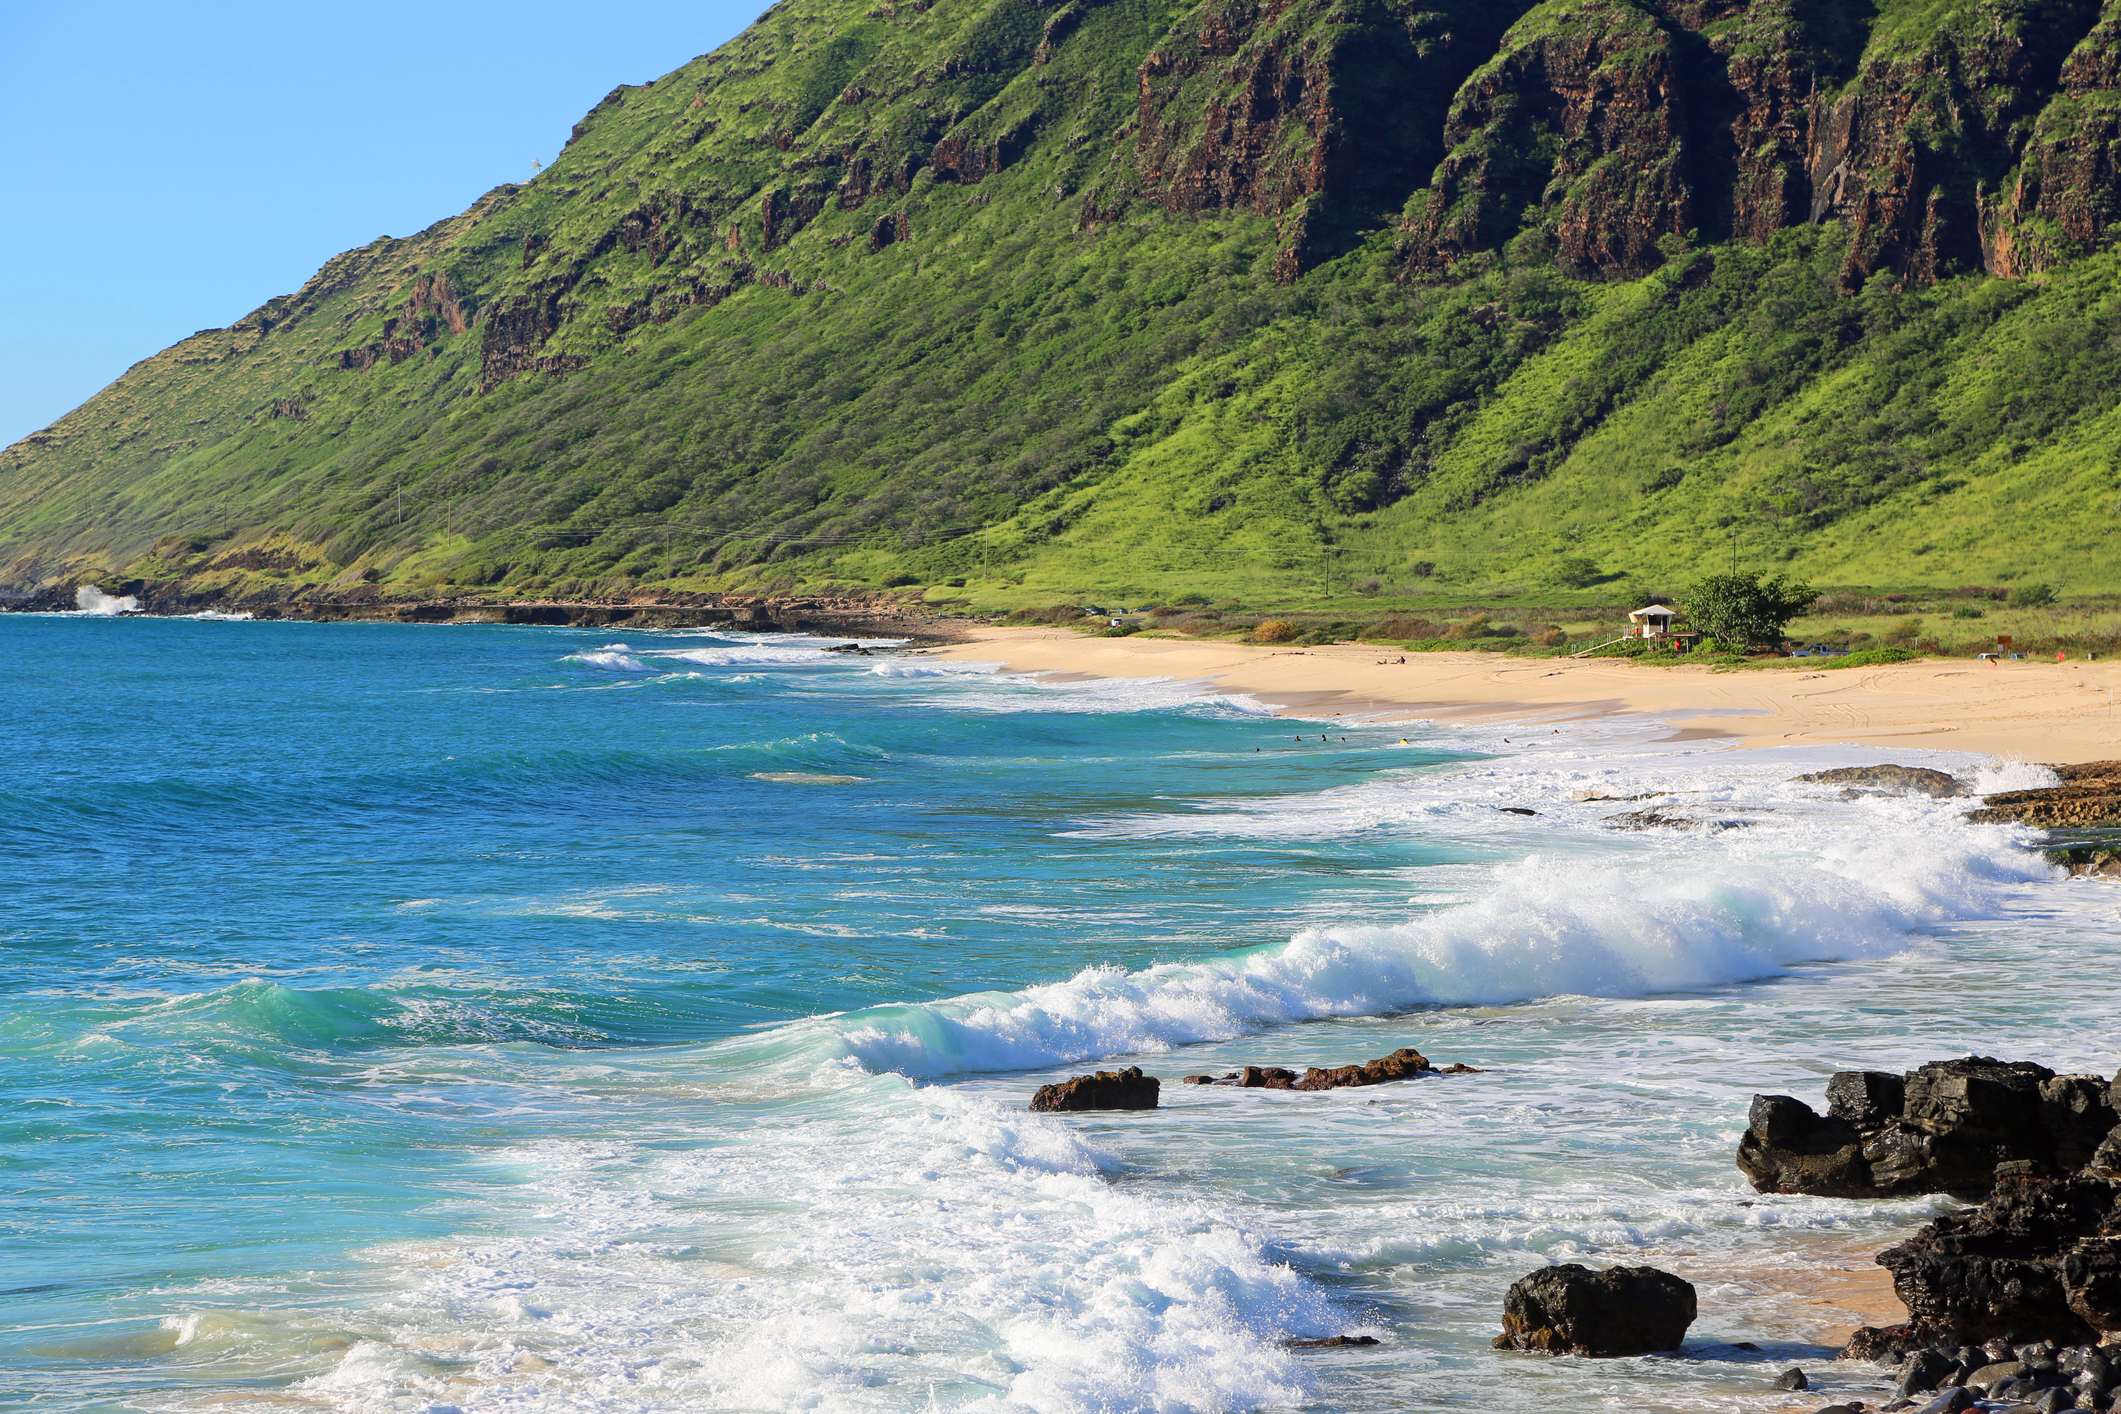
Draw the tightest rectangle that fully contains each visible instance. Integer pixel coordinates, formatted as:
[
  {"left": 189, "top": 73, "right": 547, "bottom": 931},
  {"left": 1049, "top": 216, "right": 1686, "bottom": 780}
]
[
  {"left": 1983, "top": 0, "right": 2121, "bottom": 274},
  {"left": 1386, "top": 0, "right": 2112, "bottom": 285},
  {"left": 1403, "top": 0, "right": 1692, "bottom": 278},
  {"left": 1131, "top": 0, "right": 1531, "bottom": 274}
]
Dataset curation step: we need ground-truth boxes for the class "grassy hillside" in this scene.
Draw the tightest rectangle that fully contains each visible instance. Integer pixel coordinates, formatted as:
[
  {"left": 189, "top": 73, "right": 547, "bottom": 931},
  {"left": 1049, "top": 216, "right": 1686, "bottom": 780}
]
[{"left": 4, "top": 0, "right": 2121, "bottom": 611}]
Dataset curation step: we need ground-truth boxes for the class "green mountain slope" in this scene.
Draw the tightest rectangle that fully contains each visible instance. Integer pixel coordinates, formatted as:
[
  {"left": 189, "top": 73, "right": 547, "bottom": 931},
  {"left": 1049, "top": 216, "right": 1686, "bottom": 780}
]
[{"left": 6, "top": 0, "right": 2121, "bottom": 609}]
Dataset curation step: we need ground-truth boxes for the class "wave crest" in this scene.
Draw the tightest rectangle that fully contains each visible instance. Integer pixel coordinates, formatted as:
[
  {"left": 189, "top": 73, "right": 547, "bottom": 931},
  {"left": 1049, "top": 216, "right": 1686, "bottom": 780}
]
[{"left": 781, "top": 818, "right": 2044, "bottom": 1079}]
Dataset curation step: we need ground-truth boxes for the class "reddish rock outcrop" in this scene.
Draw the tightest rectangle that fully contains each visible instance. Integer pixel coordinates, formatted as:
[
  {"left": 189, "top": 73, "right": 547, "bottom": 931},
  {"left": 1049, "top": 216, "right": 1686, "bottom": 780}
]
[
  {"left": 1807, "top": 0, "right": 2102, "bottom": 286},
  {"left": 1183, "top": 1047, "right": 1478, "bottom": 1089},
  {"left": 1387, "top": 0, "right": 2110, "bottom": 283},
  {"left": 1134, "top": 0, "right": 1530, "bottom": 278},
  {"left": 1294, "top": 1046, "right": 1436, "bottom": 1090},
  {"left": 1403, "top": 0, "right": 1693, "bottom": 279},
  {"left": 1988, "top": 7, "right": 2121, "bottom": 275}
]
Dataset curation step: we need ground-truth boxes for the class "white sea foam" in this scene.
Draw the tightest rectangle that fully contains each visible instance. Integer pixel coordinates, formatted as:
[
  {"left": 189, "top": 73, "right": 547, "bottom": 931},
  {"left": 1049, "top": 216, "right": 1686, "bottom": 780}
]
[
  {"left": 74, "top": 585, "right": 138, "bottom": 615},
  {"left": 563, "top": 644, "right": 651, "bottom": 672},
  {"left": 868, "top": 657, "right": 1004, "bottom": 678},
  {"left": 184, "top": 610, "right": 254, "bottom": 621},
  {"left": 657, "top": 644, "right": 845, "bottom": 667},
  {"left": 870, "top": 662, "right": 1276, "bottom": 717},
  {"left": 296, "top": 1086, "right": 1328, "bottom": 1414}
]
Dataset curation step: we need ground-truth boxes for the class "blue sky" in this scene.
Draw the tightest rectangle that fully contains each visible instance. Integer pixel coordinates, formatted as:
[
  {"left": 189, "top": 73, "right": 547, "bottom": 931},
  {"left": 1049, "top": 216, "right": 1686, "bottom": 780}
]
[{"left": 0, "top": 1, "right": 761, "bottom": 448}]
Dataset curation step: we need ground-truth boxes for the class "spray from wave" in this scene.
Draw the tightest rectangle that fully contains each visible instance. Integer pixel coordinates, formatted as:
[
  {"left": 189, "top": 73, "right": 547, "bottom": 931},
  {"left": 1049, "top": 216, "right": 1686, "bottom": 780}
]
[{"left": 74, "top": 586, "right": 138, "bottom": 616}]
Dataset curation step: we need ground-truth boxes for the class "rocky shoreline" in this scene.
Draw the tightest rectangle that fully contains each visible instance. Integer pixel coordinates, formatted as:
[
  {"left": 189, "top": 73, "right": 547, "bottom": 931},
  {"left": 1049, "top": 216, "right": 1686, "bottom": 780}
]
[
  {"left": 1750, "top": 1055, "right": 2121, "bottom": 1411},
  {"left": 1027, "top": 1045, "right": 2121, "bottom": 1408},
  {"left": 1605, "top": 761, "right": 2121, "bottom": 867},
  {"left": 7, "top": 581, "right": 985, "bottom": 644}
]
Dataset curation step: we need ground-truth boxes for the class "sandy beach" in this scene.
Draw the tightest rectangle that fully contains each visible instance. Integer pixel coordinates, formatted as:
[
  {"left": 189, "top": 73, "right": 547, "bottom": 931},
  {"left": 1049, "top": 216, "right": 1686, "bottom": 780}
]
[{"left": 928, "top": 627, "right": 2121, "bottom": 762}]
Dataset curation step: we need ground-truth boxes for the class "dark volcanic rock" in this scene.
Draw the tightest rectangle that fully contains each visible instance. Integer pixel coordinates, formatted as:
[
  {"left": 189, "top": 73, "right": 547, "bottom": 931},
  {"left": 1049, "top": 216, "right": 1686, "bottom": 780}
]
[
  {"left": 1877, "top": 1169, "right": 2121, "bottom": 1346},
  {"left": 1967, "top": 1359, "right": 2031, "bottom": 1389},
  {"left": 1186, "top": 1049, "right": 1477, "bottom": 1089},
  {"left": 1294, "top": 1047, "right": 1433, "bottom": 1091},
  {"left": 1029, "top": 1066, "right": 1160, "bottom": 1112},
  {"left": 1493, "top": 1263, "right": 1696, "bottom": 1356},
  {"left": 1285, "top": 1334, "right": 1380, "bottom": 1348},
  {"left": 1793, "top": 765, "right": 1966, "bottom": 798},
  {"left": 1602, "top": 807, "right": 1757, "bottom": 832},
  {"left": 1776, "top": 1365, "right": 1810, "bottom": 1389},
  {"left": 1738, "top": 1093, "right": 1871, "bottom": 1195},
  {"left": 1844, "top": 1321, "right": 1919, "bottom": 1361},
  {"left": 1738, "top": 1058, "right": 2117, "bottom": 1200},
  {"left": 1968, "top": 785, "right": 2121, "bottom": 830},
  {"left": 1831, "top": 1070, "right": 1910, "bottom": 1126},
  {"left": 1897, "top": 1347, "right": 1954, "bottom": 1394},
  {"left": 2046, "top": 1076, "right": 2121, "bottom": 1170}
]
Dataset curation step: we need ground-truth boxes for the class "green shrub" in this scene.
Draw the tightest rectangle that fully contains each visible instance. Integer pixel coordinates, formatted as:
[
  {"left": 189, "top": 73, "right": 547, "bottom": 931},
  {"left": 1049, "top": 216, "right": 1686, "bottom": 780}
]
[
  {"left": 881, "top": 572, "right": 919, "bottom": 587},
  {"left": 2010, "top": 582, "right": 2057, "bottom": 608},
  {"left": 1951, "top": 605, "right": 1985, "bottom": 619},
  {"left": 1253, "top": 619, "right": 1298, "bottom": 643}
]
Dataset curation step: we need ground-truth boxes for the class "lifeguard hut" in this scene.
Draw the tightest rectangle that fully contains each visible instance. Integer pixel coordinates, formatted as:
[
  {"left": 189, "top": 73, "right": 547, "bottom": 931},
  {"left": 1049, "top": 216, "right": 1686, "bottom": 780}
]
[{"left": 1627, "top": 603, "right": 1702, "bottom": 650}]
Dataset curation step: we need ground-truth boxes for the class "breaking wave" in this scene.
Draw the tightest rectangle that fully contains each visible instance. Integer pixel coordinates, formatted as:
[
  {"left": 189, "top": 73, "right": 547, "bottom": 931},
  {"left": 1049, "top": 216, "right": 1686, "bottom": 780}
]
[
  {"left": 771, "top": 800, "right": 2047, "bottom": 1080},
  {"left": 74, "top": 586, "right": 138, "bottom": 615}
]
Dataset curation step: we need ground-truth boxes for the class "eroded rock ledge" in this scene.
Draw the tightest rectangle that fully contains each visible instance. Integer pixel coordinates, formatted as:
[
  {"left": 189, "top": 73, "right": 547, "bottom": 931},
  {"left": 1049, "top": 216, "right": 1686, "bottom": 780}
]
[{"left": 1969, "top": 761, "right": 2121, "bottom": 830}]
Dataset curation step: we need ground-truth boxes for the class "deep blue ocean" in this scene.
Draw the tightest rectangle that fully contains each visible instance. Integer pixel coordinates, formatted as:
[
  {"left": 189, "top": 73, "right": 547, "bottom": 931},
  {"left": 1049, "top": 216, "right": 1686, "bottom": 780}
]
[{"left": 3, "top": 613, "right": 2111, "bottom": 1414}]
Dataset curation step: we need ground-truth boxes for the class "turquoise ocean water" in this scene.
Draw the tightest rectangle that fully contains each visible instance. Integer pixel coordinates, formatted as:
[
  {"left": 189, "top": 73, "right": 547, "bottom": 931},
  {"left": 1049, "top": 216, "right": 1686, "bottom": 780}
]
[{"left": 2, "top": 613, "right": 2113, "bottom": 1414}]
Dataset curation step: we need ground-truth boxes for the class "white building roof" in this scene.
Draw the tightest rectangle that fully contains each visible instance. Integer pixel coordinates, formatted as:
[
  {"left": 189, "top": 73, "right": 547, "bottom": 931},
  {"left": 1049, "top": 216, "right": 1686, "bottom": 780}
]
[{"left": 1628, "top": 604, "right": 1680, "bottom": 618}]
